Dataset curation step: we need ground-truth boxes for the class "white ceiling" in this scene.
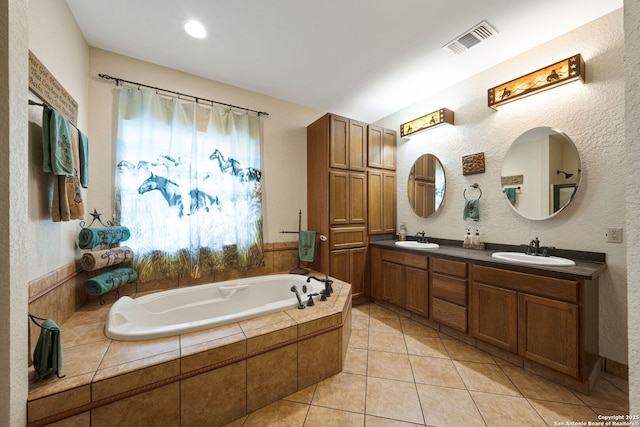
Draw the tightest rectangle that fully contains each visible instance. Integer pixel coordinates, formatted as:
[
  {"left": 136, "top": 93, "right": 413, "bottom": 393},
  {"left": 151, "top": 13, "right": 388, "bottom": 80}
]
[{"left": 65, "top": 0, "right": 621, "bottom": 123}]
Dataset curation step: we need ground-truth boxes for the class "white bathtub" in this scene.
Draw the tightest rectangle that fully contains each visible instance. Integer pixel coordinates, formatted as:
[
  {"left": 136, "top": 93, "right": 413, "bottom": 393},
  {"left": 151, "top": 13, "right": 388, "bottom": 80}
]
[{"left": 105, "top": 274, "right": 328, "bottom": 341}]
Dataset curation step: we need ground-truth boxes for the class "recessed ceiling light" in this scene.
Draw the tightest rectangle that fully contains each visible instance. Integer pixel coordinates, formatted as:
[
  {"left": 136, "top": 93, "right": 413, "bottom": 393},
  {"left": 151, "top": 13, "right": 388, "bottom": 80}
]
[{"left": 184, "top": 20, "right": 207, "bottom": 39}]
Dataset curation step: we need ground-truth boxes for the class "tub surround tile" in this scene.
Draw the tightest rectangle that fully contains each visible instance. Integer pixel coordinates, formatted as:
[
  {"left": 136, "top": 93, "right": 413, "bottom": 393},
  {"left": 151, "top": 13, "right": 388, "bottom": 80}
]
[
  {"left": 245, "top": 323, "right": 298, "bottom": 353},
  {"left": 409, "top": 355, "right": 467, "bottom": 389},
  {"left": 240, "top": 311, "right": 295, "bottom": 333},
  {"left": 365, "top": 377, "right": 424, "bottom": 425},
  {"left": 27, "top": 384, "right": 91, "bottom": 423},
  {"left": 62, "top": 340, "right": 110, "bottom": 377},
  {"left": 247, "top": 344, "right": 298, "bottom": 412},
  {"left": 298, "top": 329, "right": 341, "bottom": 389},
  {"left": 181, "top": 361, "right": 247, "bottom": 427},
  {"left": 46, "top": 411, "right": 90, "bottom": 427},
  {"left": 311, "top": 372, "right": 367, "bottom": 413},
  {"left": 470, "top": 391, "right": 546, "bottom": 426},
  {"left": 98, "top": 336, "right": 180, "bottom": 369},
  {"left": 91, "top": 383, "right": 180, "bottom": 427},
  {"left": 415, "top": 384, "right": 485, "bottom": 427},
  {"left": 286, "top": 304, "right": 339, "bottom": 336},
  {"left": 92, "top": 356, "right": 180, "bottom": 401},
  {"left": 62, "top": 319, "right": 110, "bottom": 348},
  {"left": 180, "top": 335, "right": 246, "bottom": 373},
  {"left": 179, "top": 322, "right": 244, "bottom": 348},
  {"left": 93, "top": 350, "right": 180, "bottom": 385}
]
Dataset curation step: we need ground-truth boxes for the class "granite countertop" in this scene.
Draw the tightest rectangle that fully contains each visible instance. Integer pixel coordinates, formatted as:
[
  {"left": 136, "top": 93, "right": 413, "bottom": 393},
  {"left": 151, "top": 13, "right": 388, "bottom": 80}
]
[{"left": 369, "top": 238, "right": 607, "bottom": 280}]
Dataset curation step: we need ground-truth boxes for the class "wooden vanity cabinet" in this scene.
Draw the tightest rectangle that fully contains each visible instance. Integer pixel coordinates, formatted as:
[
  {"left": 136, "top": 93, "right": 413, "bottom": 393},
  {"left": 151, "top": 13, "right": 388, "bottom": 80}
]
[
  {"left": 380, "top": 249, "right": 429, "bottom": 316},
  {"left": 471, "top": 265, "right": 592, "bottom": 380},
  {"left": 431, "top": 258, "right": 469, "bottom": 332}
]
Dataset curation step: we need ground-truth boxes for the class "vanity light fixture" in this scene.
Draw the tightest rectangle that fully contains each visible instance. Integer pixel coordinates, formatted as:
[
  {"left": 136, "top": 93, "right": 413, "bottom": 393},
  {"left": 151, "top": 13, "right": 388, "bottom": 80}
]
[
  {"left": 557, "top": 170, "right": 574, "bottom": 179},
  {"left": 400, "top": 108, "right": 454, "bottom": 138},
  {"left": 488, "top": 54, "right": 585, "bottom": 110},
  {"left": 184, "top": 20, "right": 207, "bottom": 39}
]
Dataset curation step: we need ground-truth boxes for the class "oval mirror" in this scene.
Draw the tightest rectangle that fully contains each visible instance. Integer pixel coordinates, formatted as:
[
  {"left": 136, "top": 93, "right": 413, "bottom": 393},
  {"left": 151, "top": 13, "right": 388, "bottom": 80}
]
[
  {"left": 408, "top": 154, "right": 446, "bottom": 218},
  {"left": 501, "top": 127, "right": 581, "bottom": 220}
]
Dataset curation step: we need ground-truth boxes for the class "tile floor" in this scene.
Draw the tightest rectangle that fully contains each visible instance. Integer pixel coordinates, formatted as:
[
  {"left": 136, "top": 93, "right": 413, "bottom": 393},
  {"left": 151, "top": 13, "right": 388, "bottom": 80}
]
[{"left": 226, "top": 302, "right": 629, "bottom": 427}]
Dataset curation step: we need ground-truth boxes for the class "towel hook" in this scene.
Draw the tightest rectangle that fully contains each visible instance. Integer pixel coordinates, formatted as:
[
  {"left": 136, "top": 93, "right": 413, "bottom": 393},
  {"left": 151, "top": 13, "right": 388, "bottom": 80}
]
[{"left": 463, "top": 183, "right": 482, "bottom": 200}]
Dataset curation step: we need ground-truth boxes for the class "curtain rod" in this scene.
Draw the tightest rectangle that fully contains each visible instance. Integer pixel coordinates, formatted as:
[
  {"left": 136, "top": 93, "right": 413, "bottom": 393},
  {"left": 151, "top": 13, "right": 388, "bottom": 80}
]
[{"left": 98, "top": 73, "right": 269, "bottom": 116}]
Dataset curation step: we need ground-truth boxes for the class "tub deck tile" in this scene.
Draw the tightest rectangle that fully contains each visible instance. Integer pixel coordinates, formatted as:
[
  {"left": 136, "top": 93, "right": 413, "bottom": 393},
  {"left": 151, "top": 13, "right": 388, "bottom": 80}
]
[
  {"left": 245, "top": 323, "right": 298, "bottom": 353},
  {"left": 181, "top": 336, "right": 247, "bottom": 373},
  {"left": 179, "top": 322, "right": 244, "bottom": 348},
  {"left": 98, "top": 335, "right": 180, "bottom": 370}
]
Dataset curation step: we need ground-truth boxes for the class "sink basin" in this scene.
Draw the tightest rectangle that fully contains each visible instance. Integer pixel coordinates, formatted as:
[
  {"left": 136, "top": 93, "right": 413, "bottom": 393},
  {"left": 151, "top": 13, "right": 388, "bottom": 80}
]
[
  {"left": 491, "top": 252, "right": 576, "bottom": 266},
  {"left": 395, "top": 241, "right": 440, "bottom": 250}
]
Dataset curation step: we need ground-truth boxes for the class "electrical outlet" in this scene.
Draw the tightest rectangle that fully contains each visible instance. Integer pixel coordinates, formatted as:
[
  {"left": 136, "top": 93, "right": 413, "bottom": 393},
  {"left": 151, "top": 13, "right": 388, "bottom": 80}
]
[{"left": 606, "top": 227, "right": 623, "bottom": 243}]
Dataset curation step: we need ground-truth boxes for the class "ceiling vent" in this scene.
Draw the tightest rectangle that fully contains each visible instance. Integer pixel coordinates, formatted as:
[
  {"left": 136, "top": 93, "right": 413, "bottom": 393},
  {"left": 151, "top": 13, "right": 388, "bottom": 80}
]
[{"left": 443, "top": 21, "right": 498, "bottom": 54}]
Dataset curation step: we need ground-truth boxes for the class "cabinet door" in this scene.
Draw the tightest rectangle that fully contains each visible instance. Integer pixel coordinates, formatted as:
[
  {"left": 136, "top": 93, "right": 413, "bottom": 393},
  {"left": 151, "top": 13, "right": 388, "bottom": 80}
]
[
  {"left": 367, "top": 170, "right": 383, "bottom": 234},
  {"left": 349, "top": 172, "right": 367, "bottom": 224},
  {"left": 329, "top": 171, "right": 349, "bottom": 225},
  {"left": 381, "top": 261, "right": 403, "bottom": 306},
  {"left": 349, "top": 120, "right": 367, "bottom": 171},
  {"left": 369, "top": 246, "right": 382, "bottom": 299},
  {"left": 382, "top": 173, "right": 396, "bottom": 233},
  {"left": 382, "top": 128, "right": 396, "bottom": 170},
  {"left": 471, "top": 283, "right": 517, "bottom": 352},
  {"left": 367, "top": 125, "right": 384, "bottom": 169},
  {"left": 329, "top": 115, "right": 349, "bottom": 169},
  {"left": 350, "top": 247, "right": 367, "bottom": 299},
  {"left": 518, "top": 293, "right": 579, "bottom": 377},
  {"left": 404, "top": 267, "right": 428, "bottom": 316},
  {"left": 330, "top": 249, "right": 350, "bottom": 283}
]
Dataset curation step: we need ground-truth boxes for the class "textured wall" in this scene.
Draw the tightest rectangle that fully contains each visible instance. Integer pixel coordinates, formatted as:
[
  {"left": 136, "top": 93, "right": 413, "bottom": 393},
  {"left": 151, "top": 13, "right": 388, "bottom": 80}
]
[
  {"left": 376, "top": 10, "right": 627, "bottom": 364},
  {"left": 624, "top": 0, "right": 640, "bottom": 414}
]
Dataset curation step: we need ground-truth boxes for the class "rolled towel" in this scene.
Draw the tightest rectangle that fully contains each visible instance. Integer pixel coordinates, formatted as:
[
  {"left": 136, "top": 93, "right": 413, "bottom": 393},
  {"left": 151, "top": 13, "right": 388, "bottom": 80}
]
[
  {"left": 78, "top": 226, "right": 131, "bottom": 249},
  {"left": 80, "top": 246, "right": 134, "bottom": 271},
  {"left": 83, "top": 267, "right": 138, "bottom": 296}
]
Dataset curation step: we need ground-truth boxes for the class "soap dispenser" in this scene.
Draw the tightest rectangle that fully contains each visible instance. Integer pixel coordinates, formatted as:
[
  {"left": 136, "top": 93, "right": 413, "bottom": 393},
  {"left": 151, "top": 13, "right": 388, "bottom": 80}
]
[
  {"left": 464, "top": 229, "right": 471, "bottom": 245},
  {"left": 472, "top": 229, "right": 480, "bottom": 246},
  {"left": 399, "top": 222, "right": 407, "bottom": 241}
]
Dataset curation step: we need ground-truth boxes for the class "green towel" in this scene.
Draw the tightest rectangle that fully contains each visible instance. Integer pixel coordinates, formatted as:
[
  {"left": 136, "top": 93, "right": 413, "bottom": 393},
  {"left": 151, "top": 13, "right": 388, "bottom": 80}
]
[
  {"left": 78, "top": 226, "right": 131, "bottom": 249},
  {"left": 504, "top": 188, "right": 516, "bottom": 205},
  {"left": 78, "top": 130, "right": 89, "bottom": 188},
  {"left": 298, "top": 230, "right": 317, "bottom": 262},
  {"left": 463, "top": 198, "right": 480, "bottom": 221},
  {"left": 42, "top": 109, "right": 74, "bottom": 176},
  {"left": 83, "top": 267, "right": 138, "bottom": 296},
  {"left": 33, "top": 319, "right": 63, "bottom": 382}
]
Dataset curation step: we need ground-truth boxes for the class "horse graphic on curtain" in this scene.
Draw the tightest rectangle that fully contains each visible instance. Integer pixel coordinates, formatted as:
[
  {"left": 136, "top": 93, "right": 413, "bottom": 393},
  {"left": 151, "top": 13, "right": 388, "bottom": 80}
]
[{"left": 115, "top": 87, "right": 264, "bottom": 282}]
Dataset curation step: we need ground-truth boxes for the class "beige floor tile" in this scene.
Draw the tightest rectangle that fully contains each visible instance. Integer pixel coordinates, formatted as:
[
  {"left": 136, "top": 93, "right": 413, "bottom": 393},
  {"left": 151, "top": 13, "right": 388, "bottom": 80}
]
[
  {"left": 242, "top": 400, "right": 309, "bottom": 427},
  {"left": 352, "top": 314, "right": 370, "bottom": 331},
  {"left": 471, "top": 391, "right": 546, "bottom": 426},
  {"left": 369, "top": 304, "right": 400, "bottom": 319},
  {"left": 400, "top": 319, "right": 439, "bottom": 338},
  {"left": 365, "top": 377, "right": 424, "bottom": 425},
  {"left": 349, "top": 329, "right": 369, "bottom": 349},
  {"left": 453, "top": 360, "right": 521, "bottom": 396},
  {"left": 364, "top": 415, "right": 425, "bottom": 427},
  {"left": 284, "top": 384, "right": 317, "bottom": 404},
  {"left": 352, "top": 304, "right": 370, "bottom": 317},
  {"left": 312, "top": 372, "right": 367, "bottom": 413},
  {"left": 601, "top": 372, "right": 629, "bottom": 395},
  {"left": 367, "top": 350, "right": 414, "bottom": 382},
  {"left": 574, "top": 377, "right": 630, "bottom": 412},
  {"left": 441, "top": 338, "right": 496, "bottom": 364},
  {"left": 368, "top": 331, "right": 407, "bottom": 354},
  {"left": 369, "top": 316, "right": 403, "bottom": 334},
  {"left": 501, "top": 365, "right": 583, "bottom": 405},
  {"left": 416, "top": 384, "right": 485, "bottom": 427},
  {"left": 528, "top": 399, "right": 599, "bottom": 425},
  {"left": 304, "top": 405, "right": 364, "bottom": 426},
  {"left": 410, "top": 355, "right": 466, "bottom": 389},
  {"left": 343, "top": 347, "right": 368, "bottom": 376},
  {"left": 404, "top": 334, "right": 448, "bottom": 358}
]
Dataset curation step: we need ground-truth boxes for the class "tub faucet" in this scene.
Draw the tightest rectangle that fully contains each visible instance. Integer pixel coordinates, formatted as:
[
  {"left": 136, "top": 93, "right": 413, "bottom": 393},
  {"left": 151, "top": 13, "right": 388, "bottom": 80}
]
[
  {"left": 306, "top": 275, "right": 333, "bottom": 297},
  {"left": 290, "top": 286, "right": 305, "bottom": 309}
]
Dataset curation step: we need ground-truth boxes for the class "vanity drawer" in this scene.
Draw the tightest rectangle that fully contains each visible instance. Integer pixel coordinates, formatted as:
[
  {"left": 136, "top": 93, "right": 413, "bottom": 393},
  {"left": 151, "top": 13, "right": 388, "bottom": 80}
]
[
  {"left": 432, "top": 258, "right": 468, "bottom": 278},
  {"left": 382, "top": 249, "right": 428, "bottom": 270},
  {"left": 473, "top": 265, "right": 578, "bottom": 303},
  {"left": 432, "top": 298, "right": 467, "bottom": 332},
  {"left": 432, "top": 274, "right": 467, "bottom": 305},
  {"left": 330, "top": 227, "right": 367, "bottom": 250}
]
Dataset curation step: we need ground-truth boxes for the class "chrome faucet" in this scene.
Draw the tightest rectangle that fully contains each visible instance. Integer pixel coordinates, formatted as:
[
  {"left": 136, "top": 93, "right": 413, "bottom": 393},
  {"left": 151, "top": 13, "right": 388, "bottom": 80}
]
[
  {"left": 416, "top": 231, "right": 428, "bottom": 243},
  {"left": 526, "top": 237, "right": 540, "bottom": 255},
  {"left": 306, "top": 275, "right": 333, "bottom": 297}
]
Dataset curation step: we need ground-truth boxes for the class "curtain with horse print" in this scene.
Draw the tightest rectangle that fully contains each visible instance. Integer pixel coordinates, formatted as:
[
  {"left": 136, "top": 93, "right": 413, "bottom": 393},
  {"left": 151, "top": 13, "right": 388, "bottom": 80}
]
[{"left": 115, "top": 87, "right": 264, "bottom": 282}]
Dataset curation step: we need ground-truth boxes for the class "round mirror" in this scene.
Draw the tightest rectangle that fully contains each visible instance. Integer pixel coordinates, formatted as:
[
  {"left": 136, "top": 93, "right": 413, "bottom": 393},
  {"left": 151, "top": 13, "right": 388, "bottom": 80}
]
[
  {"left": 501, "top": 127, "right": 581, "bottom": 220},
  {"left": 408, "top": 154, "right": 446, "bottom": 218}
]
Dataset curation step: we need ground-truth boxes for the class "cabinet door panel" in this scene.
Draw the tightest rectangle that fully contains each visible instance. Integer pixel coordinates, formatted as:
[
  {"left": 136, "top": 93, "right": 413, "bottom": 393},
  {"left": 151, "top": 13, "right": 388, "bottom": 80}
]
[
  {"left": 472, "top": 283, "right": 517, "bottom": 352},
  {"left": 405, "top": 267, "right": 428, "bottom": 316},
  {"left": 382, "top": 261, "right": 404, "bottom": 306},
  {"left": 367, "top": 171, "right": 383, "bottom": 234},
  {"left": 518, "top": 293, "right": 579, "bottom": 377},
  {"left": 382, "top": 128, "right": 396, "bottom": 170},
  {"left": 382, "top": 173, "right": 396, "bottom": 233},
  {"left": 330, "top": 115, "right": 349, "bottom": 169},
  {"left": 432, "top": 298, "right": 467, "bottom": 332},
  {"left": 349, "top": 120, "right": 367, "bottom": 171},
  {"left": 330, "top": 249, "right": 350, "bottom": 283},
  {"left": 367, "top": 125, "right": 383, "bottom": 169},
  {"left": 349, "top": 173, "right": 367, "bottom": 223},
  {"left": 350, "top": 247, "right": 367, "bottom": 298},
  {"left": 329, "top": 171, "right": 349, "bottom": 225}
]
